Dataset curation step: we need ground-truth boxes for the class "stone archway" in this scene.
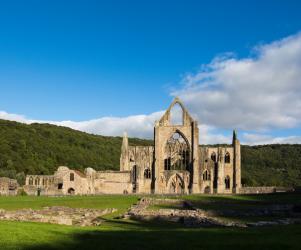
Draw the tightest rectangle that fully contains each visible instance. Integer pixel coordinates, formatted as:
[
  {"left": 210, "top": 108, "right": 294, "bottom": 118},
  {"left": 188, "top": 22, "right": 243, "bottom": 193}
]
[
  {"left": 68, "top": 188, "right": 75, "bottom": 195},
  {"left": 164, "top": 131, "right": 190, "bottom": 171},
  {"left": 204, "top": 186, "right": 211, "bottom": 194},
  {"left": 167, "top": 174, "right": 185, "bottom": 194}
]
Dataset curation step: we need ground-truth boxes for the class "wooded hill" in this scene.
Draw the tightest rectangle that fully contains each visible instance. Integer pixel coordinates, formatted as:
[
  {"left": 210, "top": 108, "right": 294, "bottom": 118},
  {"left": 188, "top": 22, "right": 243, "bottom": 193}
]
[{"left": 0, "top": 119, "right": 300, "bottom": 187}]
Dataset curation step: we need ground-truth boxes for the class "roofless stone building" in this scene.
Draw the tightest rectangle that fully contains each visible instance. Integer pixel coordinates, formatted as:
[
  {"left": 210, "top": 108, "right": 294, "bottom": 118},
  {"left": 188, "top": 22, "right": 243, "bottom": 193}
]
[{"left": 25, "top": 98, "right": 241, "bottom": 195}]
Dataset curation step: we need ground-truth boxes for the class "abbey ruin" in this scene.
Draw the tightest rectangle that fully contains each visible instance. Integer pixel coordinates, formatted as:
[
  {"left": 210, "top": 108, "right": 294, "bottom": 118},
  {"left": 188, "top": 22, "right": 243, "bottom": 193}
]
[{"left": 24, "top": 98, "right": 241, "bottom": 195}]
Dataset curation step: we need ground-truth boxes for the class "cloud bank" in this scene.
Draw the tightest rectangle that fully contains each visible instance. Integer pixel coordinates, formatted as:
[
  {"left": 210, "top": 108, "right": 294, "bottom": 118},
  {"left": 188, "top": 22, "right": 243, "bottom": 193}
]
[
  {"left": 1, "top": 33, "right": 301, "bottom": 145},
  {"left": 173, "top": 32, "right": 301, "bottom": 131}
]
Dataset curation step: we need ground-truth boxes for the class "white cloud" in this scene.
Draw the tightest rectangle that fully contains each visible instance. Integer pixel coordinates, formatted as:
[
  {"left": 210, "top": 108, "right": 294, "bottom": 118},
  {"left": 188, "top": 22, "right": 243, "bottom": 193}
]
[
  {"left": 0, "top": 110, "right": 164, "bottom": 139},
  {"left": 242, "top": 133, "right": 301, "bottom": 145},
  {"left": 1, "top": 109, "right": 300, "bottom": 145},
  {"left": 0, "top": 109, "right": 229, "bottom": 143},
  {"left": 198, "top": 124, "right": 232, "bottom": 145},
  {"left": 52, "top": 111, "right": 164, "bottom": 138},
  {"left": 173, "top": 32, "right": 301, "bottom": 131},
  {"left": 1, "top": 33, "right": 301, "bottom": 145},
  {"left": 0, "top": 111, "right": 33, "bottom": 124}
]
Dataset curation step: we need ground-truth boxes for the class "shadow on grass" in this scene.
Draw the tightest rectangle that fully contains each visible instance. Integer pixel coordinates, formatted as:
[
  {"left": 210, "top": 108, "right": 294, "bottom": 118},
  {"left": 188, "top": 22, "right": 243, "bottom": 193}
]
[
  {"left": 19, "top": 223, "right": 301, "bottom": 250},
  {"left": 184, "top": 193, "right": 301, "bottom": 211}
]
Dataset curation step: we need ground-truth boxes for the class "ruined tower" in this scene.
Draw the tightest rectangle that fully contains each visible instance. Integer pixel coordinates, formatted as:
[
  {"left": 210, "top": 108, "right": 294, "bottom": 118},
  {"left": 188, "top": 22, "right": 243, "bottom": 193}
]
[
  {"left": 120, "top": 132, "right": 129, "bottom": 171},
  {"left": 153, "top": 97, "right": 199, "bottom": 194},
  {"left": 232, "top": 130, "right": 241, "bottom": 193}
]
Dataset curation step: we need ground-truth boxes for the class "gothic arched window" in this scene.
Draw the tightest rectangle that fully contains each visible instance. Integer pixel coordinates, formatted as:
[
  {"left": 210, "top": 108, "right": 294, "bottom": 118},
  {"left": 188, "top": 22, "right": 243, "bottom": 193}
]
[
  {"left": 202, "top": 170, "right": 210, "bottom": 181},
  {"left": 211, "top": 152, "right": 217, "bottom": 162},
  {"left": 144, "top": 168, "right": 151, "bottom": 179},
  {"left": 225, "top": 176, "right": 230, "bottom": 189},
  {"left": 170, "top": 103, "right": 184, "bottom": 125},
  {"left": 225, "top": 152, "right": 231, "bottom": 163},
  {"left": 164, "top": 132, "right": 190, "bottom": 171},
  {"left": 35, "top": 178, "right": 40, "bottom": 186}
]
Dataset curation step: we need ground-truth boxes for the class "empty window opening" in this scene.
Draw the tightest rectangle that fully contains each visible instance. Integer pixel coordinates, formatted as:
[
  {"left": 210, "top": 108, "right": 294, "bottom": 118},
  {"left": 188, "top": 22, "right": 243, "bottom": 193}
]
[
  {"left": 144, "top": 168, "right": 151, "bottom": 179},
  {"left": 164, "top": 132, "right": 190, "bottom": 171},
  {"left": 202, "top": 170, "right": 211, "bottom": 181},
  {"left": 204, "top": 186, "right": 211, "bottom": 194},
  {"left": 68, "top": 188, "right": 75, "bottom": 195},
  {"left": 225, "top": 152, "right": 231, "bottom": 163},
  {"left": 211, "top": 152, "right": 217, "bottom": 162},
  {"left": 170, "top": 103, "right": 184, "bottom": 125},
  {"left": 225, "top": 176, "right": 230, "bottom": 189}
]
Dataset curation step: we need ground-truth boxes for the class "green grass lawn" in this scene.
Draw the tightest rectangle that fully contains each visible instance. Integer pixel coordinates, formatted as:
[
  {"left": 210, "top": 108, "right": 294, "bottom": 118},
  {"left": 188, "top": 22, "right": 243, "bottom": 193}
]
[
  {"left": 0, "top": 195, "right": 139, "bottom": 219},
  {"left": 0, "top": 194, "right": 300, "bottom": 250},
  {"left": 0, "top": 220, "right": 300, "bottom": 250}
]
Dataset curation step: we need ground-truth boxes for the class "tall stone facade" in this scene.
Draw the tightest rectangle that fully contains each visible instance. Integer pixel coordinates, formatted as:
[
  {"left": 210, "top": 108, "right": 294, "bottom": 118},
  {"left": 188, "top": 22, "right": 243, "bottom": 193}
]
[
  {"left": 25, "top": 98, "right": 241, "bottom": 195},
  {"left": 120, "top": 97, "right": 241, "bottom": 194}
]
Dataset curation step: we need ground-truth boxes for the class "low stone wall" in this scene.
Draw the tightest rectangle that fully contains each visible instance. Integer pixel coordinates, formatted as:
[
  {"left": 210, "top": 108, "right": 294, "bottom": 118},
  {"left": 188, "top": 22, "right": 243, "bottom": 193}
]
[
  {"left": 0, "top": 206, "right": 117, "bottom": 226},
  {"left": 239, "top": 186, "right": 293, "bottom": 194},
  {"left": 240, "top": 186, "right": 276, "bottom": 194}
]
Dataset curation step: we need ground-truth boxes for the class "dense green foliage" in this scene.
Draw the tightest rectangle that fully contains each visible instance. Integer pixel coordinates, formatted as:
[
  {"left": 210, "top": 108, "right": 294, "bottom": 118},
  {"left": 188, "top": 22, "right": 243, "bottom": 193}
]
[
  {"left": 241, "top": 144, "right": 301, "bottom": 187},
  {"left": 0, "top": 119, "right": 300, "bottom": 186},
  {"left": 0, "top": 119, "right": 151, "bottom": 184}
]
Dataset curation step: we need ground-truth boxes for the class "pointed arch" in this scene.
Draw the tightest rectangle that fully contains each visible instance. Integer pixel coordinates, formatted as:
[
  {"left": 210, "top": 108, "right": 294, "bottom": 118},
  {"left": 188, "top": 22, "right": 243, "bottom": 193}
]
[
  {"left": 35, "top": 177, "right": 40, "bottom": 186},
  {"left": 202, "top": 169, "right": 211, "bottom": 181},
  {"left": 158, "top": 97, "right": 194, "bottom": 126},
  {"left": 170, "top": 102, "right": 184, "bottom": 125},
  {"left": 225, "top": 152, "right": 231, "bottom": 163},
  {"left": 211, "top": 152, "right": 217, "bottom": 162},
  {"left": 225, "top": 175, "right": 231, "bottom": 189},
  {"left": 144, "top": 168, "right": 151, "bottom": 179},
  {"left": 29, "top": 177, "right": 33, "bottom": 185},
  {"left": 164, "top": 131, "right": 190, "bottom": 171},
  {"left": 167, "top": 173, "right": 185, "bottom": 194},
  {"left": 68, "top": 188, "right": 75, "bottom": 195}
]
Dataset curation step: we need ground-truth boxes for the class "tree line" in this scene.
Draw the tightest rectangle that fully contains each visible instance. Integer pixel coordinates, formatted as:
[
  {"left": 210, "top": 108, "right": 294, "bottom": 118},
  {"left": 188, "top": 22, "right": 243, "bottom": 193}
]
[{"left": 0, "top": 119, "right": 300, "bottom": 187}]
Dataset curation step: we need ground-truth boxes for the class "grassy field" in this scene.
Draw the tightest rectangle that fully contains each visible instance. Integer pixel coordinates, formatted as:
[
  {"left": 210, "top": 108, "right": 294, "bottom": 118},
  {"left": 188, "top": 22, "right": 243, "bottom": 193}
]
[{"left": 0, "top": 194, "right": 300, "bottom": 250}]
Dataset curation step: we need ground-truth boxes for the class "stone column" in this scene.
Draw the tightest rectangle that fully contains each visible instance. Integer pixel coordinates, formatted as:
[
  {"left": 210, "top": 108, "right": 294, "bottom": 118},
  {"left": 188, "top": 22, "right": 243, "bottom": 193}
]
[
  {"left": 191, "top": 121, "right": 200, "bottom": 193},
  {"left": 217, "top": 148, "right": 225, "bottom": 194},
  {"left": 233, "top": 130, "right": 241, "bottom": 193}
]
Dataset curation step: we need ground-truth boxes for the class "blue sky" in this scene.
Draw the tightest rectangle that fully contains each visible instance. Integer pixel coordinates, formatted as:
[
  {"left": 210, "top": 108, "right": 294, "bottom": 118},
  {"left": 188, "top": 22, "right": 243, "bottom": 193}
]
[{"left": 0, "top": 0, "right": 301, "bottom": 144}]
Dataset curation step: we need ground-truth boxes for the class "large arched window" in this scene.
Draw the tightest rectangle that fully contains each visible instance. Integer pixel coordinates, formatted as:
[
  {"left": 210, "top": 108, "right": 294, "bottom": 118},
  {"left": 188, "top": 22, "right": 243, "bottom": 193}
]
[
  {"left": 164, "top": 132, "right": 190, "bottom": 171},
  {"left": 132, "top": 165, "right": 138, "bottom": 183},
  {"left": 35, "top": 178, "right": 40, "bottom": 186},
  {"left": 202, "top": 170, "right": 211, "bottom": 181},
  {"left": 225, "top": 152, "right": 231, "bottom": 163},
  {"left": 144, "top": 168, "right": 151, "bottom": 179},
  {"left": 29, "top": 177, "right": 33, "bottom": 185},
  {"left": 211, "top": 152, "right": 217, "bottom": 162},
  {"left": 170, "top": 103, "right": 184, "bottom": 125},
  {"left": 225, "top": 176, "right": 230, "bottom": 189}
]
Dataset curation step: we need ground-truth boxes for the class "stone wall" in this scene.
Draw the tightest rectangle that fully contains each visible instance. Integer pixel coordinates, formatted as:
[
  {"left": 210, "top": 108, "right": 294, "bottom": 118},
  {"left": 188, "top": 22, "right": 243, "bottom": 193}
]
[
  {"left": 0, "top": 177, "right": 19, "bottom": 196},
  {"left": 240, "top": 186, "right": 294, "bottom": 194},
  {"left": 95, "top": 171, "right": 132, "bottom": 194},
  {"left": 240, "top": 186, "right": 277, "bottom": 194}
]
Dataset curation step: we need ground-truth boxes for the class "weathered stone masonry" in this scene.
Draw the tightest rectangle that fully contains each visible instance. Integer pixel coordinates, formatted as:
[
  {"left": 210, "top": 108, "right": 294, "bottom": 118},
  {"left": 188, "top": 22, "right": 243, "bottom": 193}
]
[{"left": 24, "top": 98, "right": 241, "bottom": 195}]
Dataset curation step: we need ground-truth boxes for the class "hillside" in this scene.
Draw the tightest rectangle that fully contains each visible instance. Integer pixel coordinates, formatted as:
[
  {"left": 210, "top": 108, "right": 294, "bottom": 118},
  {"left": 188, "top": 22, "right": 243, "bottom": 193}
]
[
  {"left": 0, "top": 119, "right": 152, "bottom": 184},
  {"left": 0, "top": 119, "right": 300, "bottom": 187},
  {"left": 241, "top": 144, "right": 301, "bottom": 187}
]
